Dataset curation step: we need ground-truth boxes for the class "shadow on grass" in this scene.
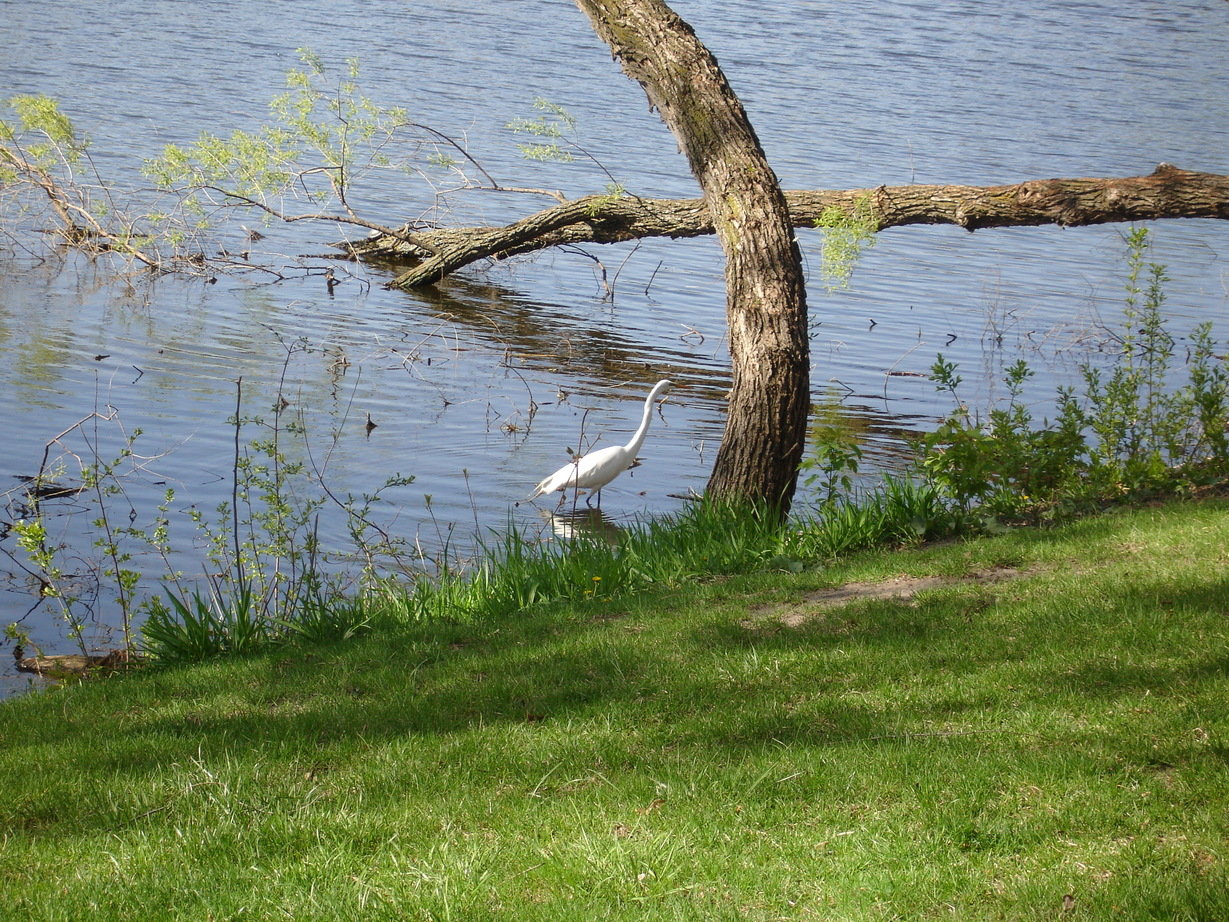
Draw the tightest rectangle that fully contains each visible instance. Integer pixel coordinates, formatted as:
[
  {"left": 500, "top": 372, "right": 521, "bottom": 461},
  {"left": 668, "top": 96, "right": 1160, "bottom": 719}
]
[
  {"left": 6, "top": 502, "right": 1229, "bottom": 837},
  {"left": 51, "top": 572, "right": 1216, "bottom": 755}
]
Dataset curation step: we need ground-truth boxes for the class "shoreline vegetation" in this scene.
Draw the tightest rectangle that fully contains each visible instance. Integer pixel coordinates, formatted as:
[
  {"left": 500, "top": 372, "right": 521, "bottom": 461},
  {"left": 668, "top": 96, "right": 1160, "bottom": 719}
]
[{"left": 11, "top": 228, "right": 1228, "bottom": 675}]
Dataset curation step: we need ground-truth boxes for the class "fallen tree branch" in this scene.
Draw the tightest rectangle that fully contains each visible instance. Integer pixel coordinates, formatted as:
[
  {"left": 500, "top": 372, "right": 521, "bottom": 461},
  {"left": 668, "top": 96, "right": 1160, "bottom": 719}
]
[
  {"left": 337, "top": 164, "right": 1229, "bottom": 289},
  {"left": 1, "top": 146, "right": 162, "bottom": 268}
]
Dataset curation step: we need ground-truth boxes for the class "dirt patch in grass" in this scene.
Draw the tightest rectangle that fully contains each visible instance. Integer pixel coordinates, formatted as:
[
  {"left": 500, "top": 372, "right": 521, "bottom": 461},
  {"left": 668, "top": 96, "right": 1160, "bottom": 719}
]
[{"left": 749, "top": 565, "right": 1037, "bottom": 629}]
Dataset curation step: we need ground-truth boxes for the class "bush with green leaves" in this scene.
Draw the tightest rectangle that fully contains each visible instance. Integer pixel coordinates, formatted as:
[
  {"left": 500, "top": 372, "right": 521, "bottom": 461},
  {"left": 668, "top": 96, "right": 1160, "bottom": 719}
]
[
  {"left": 918, "top": 356, "right": 1087, "bottom": 519},
  {"left": 917, "top": 228, "right": 1229, "bottom": 522},
  {"left": 798, "top": 394, "right": 865, "bottom": 510}
]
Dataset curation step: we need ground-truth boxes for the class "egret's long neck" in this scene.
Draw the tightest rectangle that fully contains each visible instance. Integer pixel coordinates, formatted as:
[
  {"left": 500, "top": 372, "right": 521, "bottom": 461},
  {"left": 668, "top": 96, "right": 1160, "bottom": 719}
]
[{"left": 624, "top": 384, "right": 664, "bottom": 457}]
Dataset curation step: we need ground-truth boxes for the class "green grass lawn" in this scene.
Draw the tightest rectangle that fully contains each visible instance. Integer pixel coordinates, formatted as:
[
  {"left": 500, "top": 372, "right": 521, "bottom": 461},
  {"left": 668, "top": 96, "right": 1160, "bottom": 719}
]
[{"left": 2, "top": 500, "right": 1227, "bottom": 920}]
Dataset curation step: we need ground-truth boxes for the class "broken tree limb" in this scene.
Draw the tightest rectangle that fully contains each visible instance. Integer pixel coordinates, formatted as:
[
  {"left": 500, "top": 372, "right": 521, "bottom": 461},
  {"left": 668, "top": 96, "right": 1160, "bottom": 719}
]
[{"left": 338, "top": 164, "right": 1229, "bottom": 290}]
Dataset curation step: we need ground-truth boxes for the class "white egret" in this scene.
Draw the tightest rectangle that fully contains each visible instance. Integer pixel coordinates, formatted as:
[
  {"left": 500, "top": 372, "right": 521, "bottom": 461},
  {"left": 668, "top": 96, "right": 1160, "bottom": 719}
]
[{"left": 530, "top": 379, "right": 673, "bottom": 505}]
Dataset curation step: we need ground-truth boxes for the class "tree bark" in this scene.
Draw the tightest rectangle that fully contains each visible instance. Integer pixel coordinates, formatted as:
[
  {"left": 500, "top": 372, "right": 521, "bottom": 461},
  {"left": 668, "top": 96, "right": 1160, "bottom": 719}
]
[
  {"left": 346, "top": 165, "right": 1229, "bottom": 288},
  {"left": 569, "top": 0, "right": 810, "bottom": 516}
]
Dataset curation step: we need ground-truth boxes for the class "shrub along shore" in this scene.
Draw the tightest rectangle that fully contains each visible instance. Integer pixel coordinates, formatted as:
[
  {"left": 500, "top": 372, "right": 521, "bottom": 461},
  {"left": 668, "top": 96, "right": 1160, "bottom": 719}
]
[{"left": 1, "top": 495, "right": 1227, "bottom": 920}]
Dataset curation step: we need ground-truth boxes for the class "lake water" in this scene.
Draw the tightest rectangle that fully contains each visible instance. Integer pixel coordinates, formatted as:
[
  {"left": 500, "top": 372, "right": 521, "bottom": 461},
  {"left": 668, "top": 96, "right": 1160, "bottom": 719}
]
[{"left": 2, "top": 0, "right": 1227, "bottom": 695}]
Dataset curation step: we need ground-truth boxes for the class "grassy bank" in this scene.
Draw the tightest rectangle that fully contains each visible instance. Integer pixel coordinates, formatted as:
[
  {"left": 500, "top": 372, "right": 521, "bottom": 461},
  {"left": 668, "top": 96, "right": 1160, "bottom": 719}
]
[{"left": 2, "top": 498, "right": 1227, "bottom": 920}]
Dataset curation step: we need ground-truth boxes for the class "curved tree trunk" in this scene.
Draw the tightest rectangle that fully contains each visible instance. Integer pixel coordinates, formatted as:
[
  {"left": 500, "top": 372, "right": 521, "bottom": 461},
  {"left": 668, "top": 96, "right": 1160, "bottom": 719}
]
[{"left": 573, "top": 0, "right": 810, "bottom": 515}]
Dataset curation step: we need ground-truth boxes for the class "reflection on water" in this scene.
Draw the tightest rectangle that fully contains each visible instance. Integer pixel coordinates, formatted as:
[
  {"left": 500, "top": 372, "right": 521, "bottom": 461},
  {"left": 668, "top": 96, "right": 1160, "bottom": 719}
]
[
  {"left": 2, "top": 0, "right": 1228, "bottom": 696},
  {"left": 411, "top": 273, "right": 722, "bottom": 394},
  {"left": 538, "top": 507, "right": 627, "bottom": 546}
]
